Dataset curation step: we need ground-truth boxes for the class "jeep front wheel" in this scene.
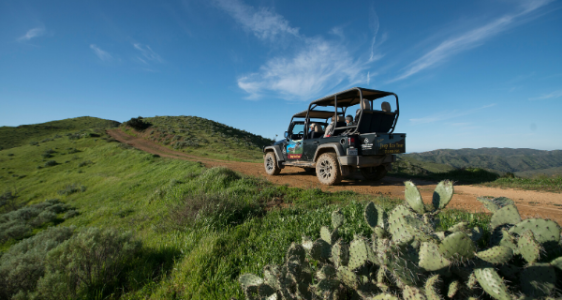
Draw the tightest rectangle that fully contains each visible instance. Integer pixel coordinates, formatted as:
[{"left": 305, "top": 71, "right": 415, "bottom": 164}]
[
  {"left": 316, "top": 153, "right": 342, "bottom": 185},
  {"left": 264, "top": 152, "right": 281, "bottom": 175}
]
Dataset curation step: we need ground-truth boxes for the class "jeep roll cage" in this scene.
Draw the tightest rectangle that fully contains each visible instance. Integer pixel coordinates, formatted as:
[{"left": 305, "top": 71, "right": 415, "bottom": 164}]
[{"left": 289, "top": 87, "right": 400, "bottom": 138}]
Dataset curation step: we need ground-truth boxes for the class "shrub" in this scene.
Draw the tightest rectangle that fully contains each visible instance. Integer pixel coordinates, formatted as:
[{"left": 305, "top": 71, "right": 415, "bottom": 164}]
[
  {"left": 41, "top": 149, "right": 55, "bottom": 159},
  {"left": 36, "top": 228, "right": 141, "bottom": 299},
  {"left": 78, "top": 160, "right": 93, "bottom": 167},
  {"left": 63, "top": 210, "right": 79, "bottom": 219},
  {"left": 0, "top": 223, "right": 32, "bottom": 241},
  {"left": 125, "top": 117, "right": 152, "bottom": 131},
  {"left": 44, "top": 160, "right": 57, "bottom": 167},
  {"left": 30, "top": 211, "right": 57, "bottom": 227},
  {"left": 29, "top": 141, "right": 38, "bottom": 146},
  {"left": 0, "top": 226, "right": 74, "bottom": 299},
  {"left": 57, "top": 184, "right": 86, "bottom": 196}
]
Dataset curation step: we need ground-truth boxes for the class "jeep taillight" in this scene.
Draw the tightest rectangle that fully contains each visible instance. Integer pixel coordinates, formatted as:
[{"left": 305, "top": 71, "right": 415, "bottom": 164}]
[{"left": 347, "top": 137, "right": 355, "bottom": 147}]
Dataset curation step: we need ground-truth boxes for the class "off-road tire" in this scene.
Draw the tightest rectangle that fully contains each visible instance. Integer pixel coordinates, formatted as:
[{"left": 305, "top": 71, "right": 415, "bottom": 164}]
[
  {"left": 316, "top": 153, "right": 342, "bottom": 185},
  {"left": 264, "top": 152, "right": 281, "bottom": 175},
  {"left": 360, "top": 166, "right": 387, "bottom": 181}
]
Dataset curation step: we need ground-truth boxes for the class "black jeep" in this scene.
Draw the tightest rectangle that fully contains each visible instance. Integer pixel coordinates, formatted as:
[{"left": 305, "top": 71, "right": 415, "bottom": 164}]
[{"left": 263, "top": 87, "right": 406, "bottom": 185}]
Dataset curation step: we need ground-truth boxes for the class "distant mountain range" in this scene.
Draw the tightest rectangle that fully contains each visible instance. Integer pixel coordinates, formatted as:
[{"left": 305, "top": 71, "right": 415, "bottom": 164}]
[{"left": 401, "top": 148, "right": 562, "bottom": 177}]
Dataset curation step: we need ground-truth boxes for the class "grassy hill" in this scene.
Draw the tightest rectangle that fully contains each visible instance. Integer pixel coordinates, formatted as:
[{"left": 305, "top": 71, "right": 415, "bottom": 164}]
[
  {"left": 403, "top": 148, "right": 562, "bottom": 175},
  {"left": 121, "top": 116, "right": 273, "bottom": 162},
  {"left": 0, "top": 116, "right": 120, "bottom": 150},
  {"left": 0, "top": 117, "right": 492, "bottom": 299}
]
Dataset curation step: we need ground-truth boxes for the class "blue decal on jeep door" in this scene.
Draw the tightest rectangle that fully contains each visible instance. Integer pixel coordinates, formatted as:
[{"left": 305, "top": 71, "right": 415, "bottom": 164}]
[{"left": 286, "top": 140, "right": 303, "bottom": 159}]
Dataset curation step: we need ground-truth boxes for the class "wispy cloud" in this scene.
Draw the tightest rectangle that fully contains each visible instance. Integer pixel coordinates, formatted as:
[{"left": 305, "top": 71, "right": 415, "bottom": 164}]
[
  {"left": 410, "top": 104, "right": 496, "bottom": 125},
  {"left": 390, "top": 0, "right": 553, "bottom": 82},
  {"left": 529, "top": 89, "right": 562, "bottom": 101},
  {"left": 217, "top": 0, "right": 380, "bottom": 100},
  {"left": 17, "top": 27, "right": 46, "bottom": 41},
  {"left": 238, "top": 38, "right": 368, "bottom": 100},
  {"left": 133, "top": 43, "right": 163, "bottom": 64},
  {"left": 90, "top": 44, "right": 112, "bottom": 62},
  {"left": 214, "top": 0, "right": 299, "bottom": 41}
]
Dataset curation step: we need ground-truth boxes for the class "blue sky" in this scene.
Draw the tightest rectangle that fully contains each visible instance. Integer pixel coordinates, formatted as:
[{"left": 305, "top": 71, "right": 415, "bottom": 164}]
[{"left": 1, "top": 0, "right": 561, "bottom": 152}]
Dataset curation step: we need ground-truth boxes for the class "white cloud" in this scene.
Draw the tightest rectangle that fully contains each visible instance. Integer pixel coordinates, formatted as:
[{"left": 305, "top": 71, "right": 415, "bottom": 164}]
[
  {"left": 237, "top": 39, "right": 368, "bottom": 100},
  {"left": 390, "top": 0, "right": 553, "bottom": 82},
  {"left": 217, "top": 0, "right": 382, "bottom": 100},
  {"left": 529, "top": 89, "right": 562, "bottom": 101},
  {"left": 410, "top": 104, "right": 496, "bottom": 125},
  {"left": 133, "top": 43, "right": 163, "bottom": 64},
  {"left": 17, "top": 27, "right": 46, "bottom": 41},
  {"left": 90, "top": 44, "right": 112, "bottom": 62},
  {"left": 214, "top": 0, "right": 299, "bottom": 41}
]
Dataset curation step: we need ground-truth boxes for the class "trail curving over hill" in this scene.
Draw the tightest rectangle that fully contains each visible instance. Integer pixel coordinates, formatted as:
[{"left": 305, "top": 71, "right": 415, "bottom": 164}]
[{"left": 107, "top": 128, "right": 562, "bottom": 224}]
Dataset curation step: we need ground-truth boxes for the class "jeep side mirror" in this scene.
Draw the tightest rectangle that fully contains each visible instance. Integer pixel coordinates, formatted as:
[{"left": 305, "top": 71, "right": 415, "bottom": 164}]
[{"left": 284, "top": 131, "right": 289, "bottom": 138}]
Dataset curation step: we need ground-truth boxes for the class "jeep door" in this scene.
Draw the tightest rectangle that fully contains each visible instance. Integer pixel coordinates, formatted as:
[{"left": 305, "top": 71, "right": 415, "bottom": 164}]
[
  {"left": 284, "top": 122, "right": 305, "bottom": 161},
  {"left": 302, "top": 123, "right": 325, "bottom": 162}
]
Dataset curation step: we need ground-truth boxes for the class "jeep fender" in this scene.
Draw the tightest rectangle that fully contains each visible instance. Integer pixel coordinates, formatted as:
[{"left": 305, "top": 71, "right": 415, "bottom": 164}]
[
  {"left": 313, "top": 143, "right": 351, "bottom": 176},
  {"left": 312, "top": 143, "right": 345, "bottom": 162},
  {"left": 263, "top": 145, "right": 285, "bottom": 169}
]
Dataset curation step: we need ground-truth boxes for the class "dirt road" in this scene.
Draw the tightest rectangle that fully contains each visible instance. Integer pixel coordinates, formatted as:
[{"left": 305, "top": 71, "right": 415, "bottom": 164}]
[{"left": 107, "top": 129, "right": 562, "bottom": 223}]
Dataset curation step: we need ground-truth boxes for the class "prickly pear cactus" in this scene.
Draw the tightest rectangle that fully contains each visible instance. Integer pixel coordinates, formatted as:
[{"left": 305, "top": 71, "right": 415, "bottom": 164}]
[{"left": 238, "top": 180, "right": 562, "bottom": 300}]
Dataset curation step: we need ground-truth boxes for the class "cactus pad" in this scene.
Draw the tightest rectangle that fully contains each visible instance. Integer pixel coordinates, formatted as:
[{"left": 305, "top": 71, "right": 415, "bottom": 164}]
[
  {"left": 477, "top": 197, "right": 514, "bottom": 213},
  {"left": 338, "top": 266, "right": 359, "bottom": 288},
  {"left": 424, "top": 274, "right": 442, "bottom": 300},
  {"left": 371, "top": 293, "right": 400, "bottom": 300},
  {"left": 404, "top": 181, "right": 425, "bottom": 214},
  {"left": 263, "top": 265, "right": 282, "bottom": 290},
  {"left": 519, "top": 263, "right": 557, "bottom": 298},
  {"left": 509, "top": 218, "right": 561, "bottom": 244},
  {"left": 469, "top": 226, "right": 484, "bottom": 242},
  {"left": 403, "top": 286, "right": 427, "bottom": 300},
  {"left": 301, "top": 236, "right": 313, "bottom": 252},
  {"left": 316, "top": 265, "right": 338, "bottom": 281},
  {"left": 364, "top": 201, "right": 379, "bottom": 229},
  {"left": 448, "top": 221, "right": 468, "bottom": 233},
  {"left": 420, "top": 241, "right": 451, "bottom": 271},
  {"left": 447, "top": 280, "right": 459, "bottom": 298},
  {"left": 551, "top": 256, "right": 562, "bottom": 270},
  {"left": 239, "top": 273, "right": 264, "bottom": 289},
  {"left": 348, "top": 236, "right": 376, "bottom": 270},
  {"left": 490, "top": 204, "right": 521, "bottom": 229},
  {"left": 474, "top": 267, "right": 511, "bottom": 300},
  {"left": 432, "top": 180, "right": 454, "bottom": 210},
  {"left": 518, "top": 230, "right": 542, "bottom": 264},
  {"left": 331, "top": 209, "right": 345, "bottom": 229},
  {"left": 439, "top": 232, "right": 475, "bottom": 259},
  {"left": 311, "top": 279, "right": 340, "bottom": 298},
  {"left": 476, "top": 246, "right": 513, "bottom": 264},
  {"left": 310, "top": 239, "right": 332, "bottom": 261},
  {"left": 373, "top": 226, "right": 386, "bottom": 239},
  {"left": 286, "top": 242, "right": 306, "bottom": 263},
  {"left": 331, "top": 239, "right": 349, "bottom": 268},
  {"left": 388, "top": 205, "right": 415, "bottom": 244}
]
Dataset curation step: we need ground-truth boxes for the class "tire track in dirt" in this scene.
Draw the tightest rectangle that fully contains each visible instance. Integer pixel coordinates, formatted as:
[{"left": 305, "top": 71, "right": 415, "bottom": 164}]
[{"left": 107, "top": 128, "right": 562, "bottom": 224}]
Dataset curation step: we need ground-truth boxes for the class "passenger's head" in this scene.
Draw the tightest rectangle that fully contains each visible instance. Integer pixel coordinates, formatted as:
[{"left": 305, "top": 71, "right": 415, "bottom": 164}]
[
  {"left": 345, "top": 115, "right": 353, "bottom": 124},
  {"left": 381, "top": 101, "right": 391, "bottom": 112},
  {"left": 361, "top": 98, "right": 371, "bottom": 110}
]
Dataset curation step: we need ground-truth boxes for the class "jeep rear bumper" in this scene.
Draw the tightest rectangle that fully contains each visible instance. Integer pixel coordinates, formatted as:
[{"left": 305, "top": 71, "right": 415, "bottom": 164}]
[{"left": 338, "top": 154, "right": 395, "bottom": 167}]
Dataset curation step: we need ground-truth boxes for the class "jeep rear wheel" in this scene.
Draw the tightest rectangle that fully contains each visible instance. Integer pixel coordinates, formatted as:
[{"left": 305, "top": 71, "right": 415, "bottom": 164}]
[
  {"left": 316, "top": 153, "right": 342, "bottom": 185},
  {"left": 360, "top": 166, "right": 387, "bottom": 181},
  {"left": 264, "top": 152, "right": 281, "bottom": 175}
]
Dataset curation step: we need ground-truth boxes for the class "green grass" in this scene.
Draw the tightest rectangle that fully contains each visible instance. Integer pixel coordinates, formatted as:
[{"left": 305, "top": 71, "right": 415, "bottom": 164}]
[
  {"left": 482, "top": 175, "right": 562, "bottom": 193},
  {"left": 0, "top": 123, "right": 494, "bottom": 299},
  {"left": 0, "top": 116, "right": 119, "bottom": 150},
  {"left": 121, "top": 115, "right": 274, "bottom": 162}
]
